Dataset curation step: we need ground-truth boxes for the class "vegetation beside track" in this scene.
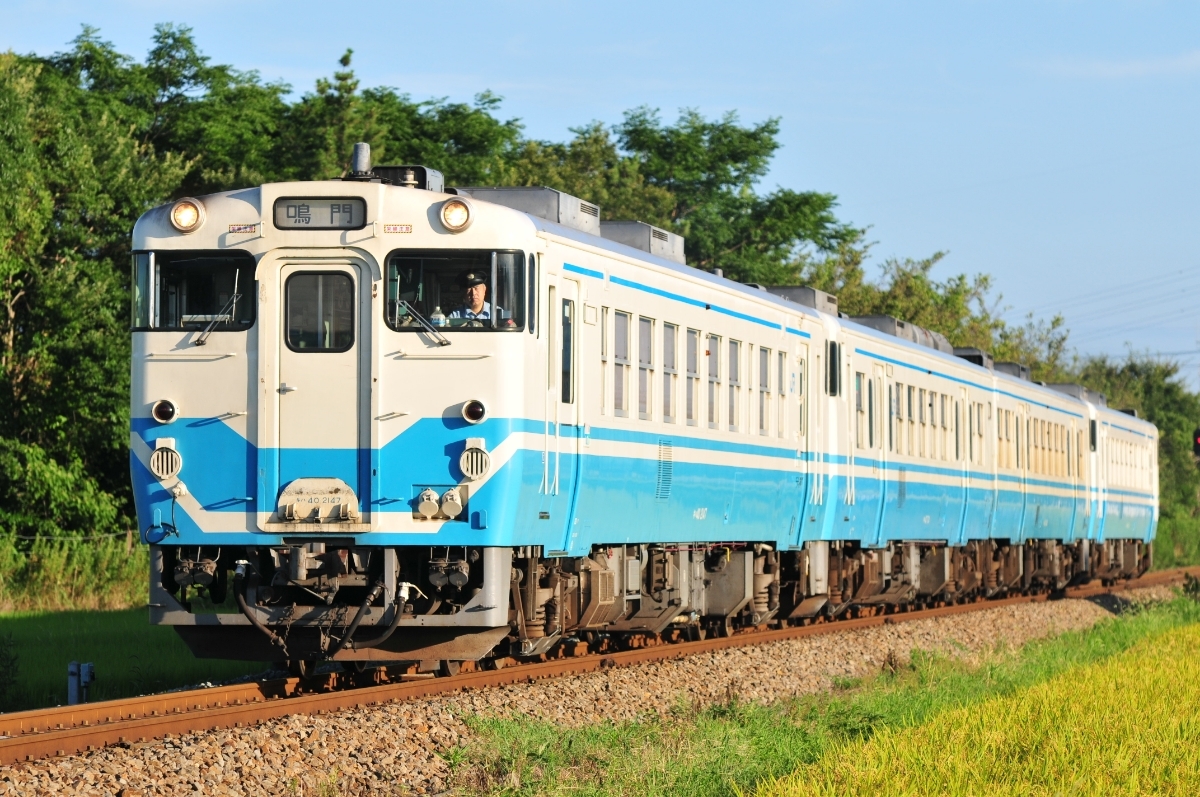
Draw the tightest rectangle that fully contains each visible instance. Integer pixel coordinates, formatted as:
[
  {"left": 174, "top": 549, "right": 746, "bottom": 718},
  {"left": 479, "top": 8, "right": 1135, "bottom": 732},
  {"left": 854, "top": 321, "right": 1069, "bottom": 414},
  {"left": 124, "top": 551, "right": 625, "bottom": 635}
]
[
  {"left": 447, "top": 595, "right": 1200, "bottom": 797},
  {"left": 0, "top": 605, "right": 265, "bottom": 712},
  {"left": 760, "top": 617, "right": 1200, "bottom": 796}
]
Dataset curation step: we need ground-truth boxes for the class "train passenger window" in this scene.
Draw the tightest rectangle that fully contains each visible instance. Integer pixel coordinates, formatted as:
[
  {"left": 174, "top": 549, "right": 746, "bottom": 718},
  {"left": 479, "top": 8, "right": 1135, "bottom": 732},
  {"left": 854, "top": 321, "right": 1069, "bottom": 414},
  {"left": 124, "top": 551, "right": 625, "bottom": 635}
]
[
  {"left": 855, "top": 372, "right": 865, "bottom": 449},
  {"left": 133, "top": 251, "right": 256, "bottom": 331},
  {"left": 561, "top": 299, "right": 575, "bottom": 404},
  {"left": 868, "top": 377, "right": 876, "bottom": 449},
  {"left": 778, "top": 351, "right": 787, "bottom": 439},
  {"left": 795, "top": 355, "right": 805, "bottom": 438},
  {"left": 955, "top": 401, "right": 961, "bottom": 461},
  {"left": 686, "top": 329, "right": 700, "bottom": 426},
  {"left": 887, "top": 385, "right": 894, "bottom": 452},
  {"left": 638, "top": 317, "right": 654, "bottom": 420},
  {"left": 918, "top": 389, "right": 927, "bottom": 458},
  {"left": 286, "top": 273, "right": 354, "bottom": 352},
  {"left": 968, "top": 401, "right": 974, "bottom": 463},
  {"left": 614, "top": 311, "right": 630, "bottom": 417},
  {"left": 1016, "top": 418, "right": 1022, "bottom": 469},
  {"left": 600, "top": 307, "right": 608, "bottom": 415},
  {"left": 663, "top": 324, "right": 678, "bottom": 423},
  {"left": 728, "top": 340, "right": 741, "bottom": 432},
  {"left": 759, "top": 347, "right": 770, "bottom": 435},
  {"left": 385, "top": 250, "right": 524, "bottom": 331},
  {"left": 1089, "top": 420, "right": 1097, "bottom": 451},
  {"left": 708, "top": 334, "right": 721, "bottom": 429},
  {"left": 907, "top": 386, "right": 915, "bottom": 456},
  {"left": 825, "top": 341, "right": 840, "bottom": 396},
  {"left": 528, "top": 253, "right": 537, "bottom": 335}
]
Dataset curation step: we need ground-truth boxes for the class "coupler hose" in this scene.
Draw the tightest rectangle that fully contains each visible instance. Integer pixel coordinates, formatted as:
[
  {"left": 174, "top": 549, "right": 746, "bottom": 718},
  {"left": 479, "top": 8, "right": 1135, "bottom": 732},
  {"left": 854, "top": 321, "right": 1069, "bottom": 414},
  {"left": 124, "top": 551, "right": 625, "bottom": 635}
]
[
  {"left": 336, "top": 580, "right": 385, "bottom": 652},
  {"left": 347, "top": 582, "right": 419, "bottom": 651},
  {"left": 233, "top": 560, "right": 289, "bottom": 657}
]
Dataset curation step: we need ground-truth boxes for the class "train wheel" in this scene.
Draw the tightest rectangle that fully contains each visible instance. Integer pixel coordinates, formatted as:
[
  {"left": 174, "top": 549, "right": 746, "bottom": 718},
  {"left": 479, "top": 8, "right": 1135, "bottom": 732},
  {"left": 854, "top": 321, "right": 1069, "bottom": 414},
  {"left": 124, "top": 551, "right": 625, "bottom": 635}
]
[{"left": 440, "top": 660, "right": 461, "bottom": 677}]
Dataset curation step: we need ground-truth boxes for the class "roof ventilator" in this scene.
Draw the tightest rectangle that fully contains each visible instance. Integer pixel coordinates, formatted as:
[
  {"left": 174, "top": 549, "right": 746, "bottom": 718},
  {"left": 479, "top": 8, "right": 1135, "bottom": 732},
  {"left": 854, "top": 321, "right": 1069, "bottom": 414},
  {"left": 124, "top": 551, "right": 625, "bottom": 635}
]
[
  {"left": 851, "top": 315, "right": 954, "bottom": 354},
  {"left": 1047, "top": 384, "right": 1108, "bottom": 407},
  {"left": 764, "top": 286, "right": 839, "bottom": 316},
  {"left": 994, "top": 362, "right": 1031, "bottom": 381},
  {"left": 952, "top": 347, "right": 994, "bottom": 371},
  {"left": 599, "top": 221, "right": 686, "bottom": 264}
]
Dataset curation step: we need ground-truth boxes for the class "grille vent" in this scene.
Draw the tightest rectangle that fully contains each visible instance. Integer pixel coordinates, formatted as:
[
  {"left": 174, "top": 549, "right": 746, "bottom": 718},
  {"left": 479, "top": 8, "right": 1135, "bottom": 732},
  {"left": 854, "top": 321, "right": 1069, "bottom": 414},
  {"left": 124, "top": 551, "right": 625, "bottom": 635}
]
[
  {"left": 596, "top": 570, "right": 615, "bottom": 605},
  {"left": 651, "top": 228, "right": 669, "bottom": 242},
  {"left": 656, "top": 439, "right": 673, "bottom": 500},
  {"left": 459, "top": 447, "right": 491, "bottom": 481},
  {"left": 580, "top": 202, "right": 599, "bottom": 217},
  {"left": 149, "top": 447, "right": 182, "bottom": 481}
]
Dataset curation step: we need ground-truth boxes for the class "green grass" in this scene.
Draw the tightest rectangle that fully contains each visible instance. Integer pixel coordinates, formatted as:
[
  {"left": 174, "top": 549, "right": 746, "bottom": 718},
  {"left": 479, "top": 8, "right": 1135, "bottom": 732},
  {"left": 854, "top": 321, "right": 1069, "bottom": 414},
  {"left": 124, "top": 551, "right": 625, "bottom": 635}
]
[
  {"left": 447, "top": 595, "right": 1200, "bottom": 797},
  {"left": 0, "top": 607, "right": 267, "bottom": 711},
  {"left": 763, "top": 623, "right": 1200, "bottom": 796}
]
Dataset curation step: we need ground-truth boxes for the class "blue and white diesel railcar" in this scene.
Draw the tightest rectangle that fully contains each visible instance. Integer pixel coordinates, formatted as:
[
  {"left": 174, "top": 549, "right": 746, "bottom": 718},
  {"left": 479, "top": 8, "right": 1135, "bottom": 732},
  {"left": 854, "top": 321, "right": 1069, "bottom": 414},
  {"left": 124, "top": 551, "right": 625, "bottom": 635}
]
[{"left": 130, "top": 145, "right": 1157, "bottom": 667}]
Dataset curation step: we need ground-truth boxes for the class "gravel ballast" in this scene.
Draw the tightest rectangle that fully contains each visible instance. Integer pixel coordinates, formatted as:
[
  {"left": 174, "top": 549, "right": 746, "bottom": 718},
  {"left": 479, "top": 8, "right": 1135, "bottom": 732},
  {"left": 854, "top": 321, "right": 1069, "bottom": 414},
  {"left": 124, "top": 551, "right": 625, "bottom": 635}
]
[{"left": 0, "top": 586, "right": 1177, "bottom": 796}]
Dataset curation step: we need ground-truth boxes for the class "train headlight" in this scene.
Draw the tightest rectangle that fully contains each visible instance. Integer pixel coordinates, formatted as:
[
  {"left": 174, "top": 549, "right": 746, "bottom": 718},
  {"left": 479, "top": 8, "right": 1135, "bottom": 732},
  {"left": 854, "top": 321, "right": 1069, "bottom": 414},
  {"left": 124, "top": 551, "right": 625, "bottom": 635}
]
[
  {"left": 152, "top": 399, "right": 179, "bottom": 424},
  {"left": 169, "top": 198, "right": 205, "bottom": 233},
  {"left": 461, "top": 399, "right": 487, "bottom": 424},
  {"left": 440, "top": 198, "right": 472, "bottom": 232}
]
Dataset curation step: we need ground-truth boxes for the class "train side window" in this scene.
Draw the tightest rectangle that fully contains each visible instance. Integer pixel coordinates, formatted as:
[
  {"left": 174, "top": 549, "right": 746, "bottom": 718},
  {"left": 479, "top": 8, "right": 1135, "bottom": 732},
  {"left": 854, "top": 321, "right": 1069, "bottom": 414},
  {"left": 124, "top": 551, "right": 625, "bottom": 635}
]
[
  {"left": 868, "top": 376, "right": 876, "bottom": 449},
  {"left": 795, "top": 355, "right": 806, "bottom": 438},
  {"left": 561, "top": 299, "right": 575, "bottom": 404},
  {"left": 759, "top": 347, "right": 771, "bottom": 436},
  {"left": 613, "top": 311, "right": 630, "bottom": 417},
  {"left": 918, "top": 389, "right": 927, "bottom": 458},
  {"left": 708, "top": 334, "right": 721, "bottom": 429},
  {"left": 968, "top": 400, "right": 975, "bottom": 463},
  {"left": 728, "top": 340, "right": 741, "bottom": 432},
  {"left": 887, "top": 384, "right": 894, "bottom": 452},
  {"left": 1089, "top": 419, "right": 1097, "bottom": 451},
  {"left": 638, "top": 317, "right": 654, "bottom": 420},
  {"left": 1016, "top": 417, "right": 1022, "bottom": 469},
  {"left": 928, "top": 392, "right": 937, "bottom": 459},
  {"left": 285, "top": 272, "right": 354, "bottom": 352},
  {"left": 663, "top": 323, "right": 677, "bottom": 423},
  {"left": 854, "top": 372, "right": 865, "bottom": 449},
  {"left": 528, "top": 253, "right": 537, "bottom": 335},
  {"left": 825, "top": 341, "right": 841, "bottom": 396},
  {"left": 686, "top": 329, "right": 700, "bottom": 426},
  {"left": 907, "top": 386, "right": 916, "bottom": 457},
  {"left": 600, "top": 307, "right": 608, "bottom": 414},
  {"left": 955, "top": 401, "right": 961, "bottom": 461},
  {"left": 778, "top": 350, "right": 788, "bottom": 438}
]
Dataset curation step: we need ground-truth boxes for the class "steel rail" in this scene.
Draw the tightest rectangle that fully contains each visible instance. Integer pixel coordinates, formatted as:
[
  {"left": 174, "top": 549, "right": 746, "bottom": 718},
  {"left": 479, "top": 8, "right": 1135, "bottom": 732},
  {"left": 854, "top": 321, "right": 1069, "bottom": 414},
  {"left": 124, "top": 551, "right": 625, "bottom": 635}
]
[{"left": 1, "top": 567, "right": 1194, "bottom": 767}]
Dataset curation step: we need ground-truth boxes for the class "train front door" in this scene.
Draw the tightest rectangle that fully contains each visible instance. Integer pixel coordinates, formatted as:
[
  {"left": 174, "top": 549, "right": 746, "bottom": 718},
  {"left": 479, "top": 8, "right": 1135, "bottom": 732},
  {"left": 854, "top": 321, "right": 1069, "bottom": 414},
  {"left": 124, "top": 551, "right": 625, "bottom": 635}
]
[{"left": 275, "top": 263, "right": 365, "bottom": 514}]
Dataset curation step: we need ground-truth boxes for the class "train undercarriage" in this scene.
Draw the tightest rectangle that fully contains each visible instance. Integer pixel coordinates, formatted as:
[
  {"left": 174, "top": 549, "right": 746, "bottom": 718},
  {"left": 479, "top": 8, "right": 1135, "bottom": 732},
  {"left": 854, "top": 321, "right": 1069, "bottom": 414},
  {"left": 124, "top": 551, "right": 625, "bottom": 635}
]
[{"left": 155, "top": 537, "right": 1151, "bottom": 673}]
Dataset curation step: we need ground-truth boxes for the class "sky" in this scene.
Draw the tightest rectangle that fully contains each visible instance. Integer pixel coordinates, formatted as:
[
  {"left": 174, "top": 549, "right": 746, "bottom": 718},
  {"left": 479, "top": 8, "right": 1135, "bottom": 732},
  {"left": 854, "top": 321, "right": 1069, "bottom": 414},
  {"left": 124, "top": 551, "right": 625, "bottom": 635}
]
[{"left": 3, "top": 0, "right": 1198, "bottom": 382}]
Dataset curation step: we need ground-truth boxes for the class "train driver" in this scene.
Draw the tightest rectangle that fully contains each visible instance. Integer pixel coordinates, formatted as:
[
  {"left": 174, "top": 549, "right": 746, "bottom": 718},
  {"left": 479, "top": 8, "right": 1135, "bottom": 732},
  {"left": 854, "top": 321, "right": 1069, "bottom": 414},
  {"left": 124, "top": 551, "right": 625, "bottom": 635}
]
[{"left": 449, "top": 272, "right": 507, "bottom": 324}]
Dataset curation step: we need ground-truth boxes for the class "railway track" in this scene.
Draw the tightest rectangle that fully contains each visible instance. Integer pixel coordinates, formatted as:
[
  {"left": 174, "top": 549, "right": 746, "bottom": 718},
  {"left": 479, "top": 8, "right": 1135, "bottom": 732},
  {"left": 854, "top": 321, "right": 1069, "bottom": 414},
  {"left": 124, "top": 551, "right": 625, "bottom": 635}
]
[{"left": 2, "top": 566, "right": 1194, "bottom": 767}]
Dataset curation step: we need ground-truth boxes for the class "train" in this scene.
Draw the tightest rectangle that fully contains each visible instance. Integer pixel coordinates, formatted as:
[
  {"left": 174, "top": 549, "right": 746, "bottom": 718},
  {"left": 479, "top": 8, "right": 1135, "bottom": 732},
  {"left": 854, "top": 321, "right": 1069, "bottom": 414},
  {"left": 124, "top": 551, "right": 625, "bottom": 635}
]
[{"left": 130, "top": 143, "right": 1157, "bottom": 672}]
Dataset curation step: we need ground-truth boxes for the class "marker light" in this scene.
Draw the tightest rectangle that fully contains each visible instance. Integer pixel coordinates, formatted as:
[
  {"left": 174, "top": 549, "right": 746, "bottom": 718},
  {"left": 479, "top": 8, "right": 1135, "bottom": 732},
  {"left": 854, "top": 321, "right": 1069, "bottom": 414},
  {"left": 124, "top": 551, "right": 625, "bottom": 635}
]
[
  {"left": 440, "top": 198, "right": 472, "bottom": 232},
  {"left": 152, "top": 399, "right": 179, "bottom": 424},
  {"left": 462, "top": 399, "right": 487, "bottom": 424},
  {"left": 170, "top": 198, "right": 205, "bottom": 233}
]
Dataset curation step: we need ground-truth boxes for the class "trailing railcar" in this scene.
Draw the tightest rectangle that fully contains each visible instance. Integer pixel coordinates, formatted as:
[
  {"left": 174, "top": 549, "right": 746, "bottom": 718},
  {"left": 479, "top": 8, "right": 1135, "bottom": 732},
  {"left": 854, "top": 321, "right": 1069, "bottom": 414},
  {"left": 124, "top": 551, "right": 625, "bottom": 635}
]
[{"left": 130, "top": 145, "right": 1156, "bottom": 669}]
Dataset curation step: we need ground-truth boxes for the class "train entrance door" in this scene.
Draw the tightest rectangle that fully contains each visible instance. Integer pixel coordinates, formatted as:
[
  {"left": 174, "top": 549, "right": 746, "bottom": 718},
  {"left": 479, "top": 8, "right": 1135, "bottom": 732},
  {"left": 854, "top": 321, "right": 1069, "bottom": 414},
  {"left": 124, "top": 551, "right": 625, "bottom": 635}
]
[
  {"left": 543, "top": 278, "right": 582, "bottom": 553},
  {"left": 275, "top": 263, "right": 365, "bottom": 518}
]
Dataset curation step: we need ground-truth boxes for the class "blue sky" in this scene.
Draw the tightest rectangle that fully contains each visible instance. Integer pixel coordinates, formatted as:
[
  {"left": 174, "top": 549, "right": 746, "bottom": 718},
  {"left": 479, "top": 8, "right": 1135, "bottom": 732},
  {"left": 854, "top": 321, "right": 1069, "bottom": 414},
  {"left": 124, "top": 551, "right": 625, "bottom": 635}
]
[{"left": 3, "top": 1, "right": 1198, "bottom": 380}]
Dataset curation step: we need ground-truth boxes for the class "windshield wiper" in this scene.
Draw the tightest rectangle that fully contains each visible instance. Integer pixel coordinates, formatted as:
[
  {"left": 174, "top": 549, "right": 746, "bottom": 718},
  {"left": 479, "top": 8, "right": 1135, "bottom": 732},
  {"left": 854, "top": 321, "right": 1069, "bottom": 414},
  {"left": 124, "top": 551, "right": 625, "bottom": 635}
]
[
  {"left": 194, "top": 292, "right": 241, "bottom": 346},
  {"left": 398, "top": 299, "right": 451, "bottom": 346}
]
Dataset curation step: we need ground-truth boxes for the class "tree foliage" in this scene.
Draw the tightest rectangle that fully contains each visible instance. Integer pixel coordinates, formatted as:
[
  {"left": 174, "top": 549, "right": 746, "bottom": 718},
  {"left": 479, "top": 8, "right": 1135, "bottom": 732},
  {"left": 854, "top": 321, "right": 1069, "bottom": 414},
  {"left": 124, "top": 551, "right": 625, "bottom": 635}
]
[{"left": 0, "top": 25, "right": 1195, "bottom": 563}]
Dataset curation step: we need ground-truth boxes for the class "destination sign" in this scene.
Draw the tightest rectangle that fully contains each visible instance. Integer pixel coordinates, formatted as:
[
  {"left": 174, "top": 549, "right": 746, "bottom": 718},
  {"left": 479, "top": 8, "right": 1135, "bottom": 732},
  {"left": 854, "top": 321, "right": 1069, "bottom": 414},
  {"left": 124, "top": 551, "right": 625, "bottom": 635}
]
[{"left": 273, "top": 198, "right": 366, "bottom": 230}]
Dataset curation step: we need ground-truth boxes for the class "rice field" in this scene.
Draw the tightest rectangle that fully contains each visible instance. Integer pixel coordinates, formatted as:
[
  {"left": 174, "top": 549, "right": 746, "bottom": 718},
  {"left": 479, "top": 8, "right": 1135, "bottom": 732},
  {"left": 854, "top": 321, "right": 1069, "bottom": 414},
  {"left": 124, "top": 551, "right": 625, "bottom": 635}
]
[{"left": 758, "top": 622, "right": 1200, "bottom": 797}]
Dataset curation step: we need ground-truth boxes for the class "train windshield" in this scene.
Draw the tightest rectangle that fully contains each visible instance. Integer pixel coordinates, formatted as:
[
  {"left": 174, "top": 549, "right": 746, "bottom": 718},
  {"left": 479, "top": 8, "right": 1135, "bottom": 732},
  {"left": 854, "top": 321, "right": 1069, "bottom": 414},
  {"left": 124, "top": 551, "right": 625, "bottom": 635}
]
[
  {"left": 131, "top": 251, "right": 255, "bottom": 331},
  {"left": 385, "top": 250, "right": 524, "bottom": 331}
]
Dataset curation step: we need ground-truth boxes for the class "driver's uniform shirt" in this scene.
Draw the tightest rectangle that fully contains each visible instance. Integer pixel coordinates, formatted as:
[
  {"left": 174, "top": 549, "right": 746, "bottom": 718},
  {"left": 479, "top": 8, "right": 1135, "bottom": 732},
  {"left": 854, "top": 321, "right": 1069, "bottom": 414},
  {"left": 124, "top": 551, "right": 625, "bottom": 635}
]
[{"left": 448, "top": 302, "right": 498, "bottom": 320}]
